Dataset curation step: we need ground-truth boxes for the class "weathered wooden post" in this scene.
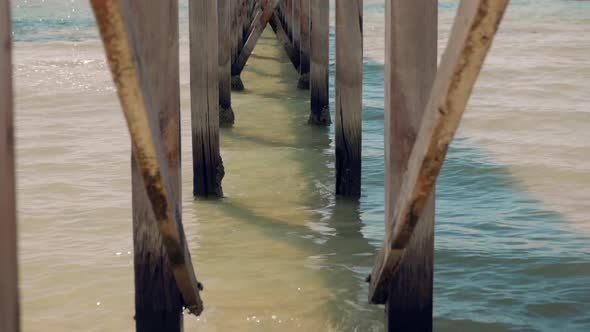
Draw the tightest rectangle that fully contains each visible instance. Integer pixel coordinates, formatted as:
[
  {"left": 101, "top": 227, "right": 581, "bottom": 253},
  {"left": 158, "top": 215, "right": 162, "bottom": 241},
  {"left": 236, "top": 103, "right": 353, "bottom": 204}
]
[
  {"left": 368, "top": 2, "right": 509, "bottom": 330},
  {"left": 335, "top": 0, "right": 363, "bottom": 198},
  {"left": 285, "top": 0, "right": 292, "bottom": 40},
  {"left": 218, "top": 0, "right": 235, "bottom": 126},
  {"left": 1, "top": 1, "right": 19, "bottom": 330},
  {"left": 279, "top": 0, "right": 287, "bottom": 32},
  {"left": 241, "top": 0, "right": 250, "bottom": 50},
  {"left": 269, "top": 11, "right": 298, "bottom": 68},
  {"left": 118, "top": 1, "right": 187, "bottom": 330},
  {"left": 297, "top": 0, "right": 310, "bottom": 89},
  {"left": 190, "top": 0, "right": 225, "bottom": 198},
  {"left": 232, "top": 0, "right": 280, "bottom": 79},
  {"left": 291, "top": 0, "right": 301, "bottom": 70},
  {"left": 237, "top": 0, "right": 245, "bottom": 60},
  {"left": 230, "top": 1, "right": 242, "bottom": 90},
  {"left": 308, "top": 0, "right": 330, "bottom": 125},
  {"left": 93, "top": 0, "right": 205, "bottom": 329},
  {"left": 383, "top": 1, "right": 437, "bottom": 330}
]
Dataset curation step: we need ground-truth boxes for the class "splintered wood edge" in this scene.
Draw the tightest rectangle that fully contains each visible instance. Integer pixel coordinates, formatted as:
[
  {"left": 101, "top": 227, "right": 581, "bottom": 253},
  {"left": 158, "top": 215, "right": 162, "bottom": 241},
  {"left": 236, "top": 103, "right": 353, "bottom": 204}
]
[
  {"left": 368, "top": 0, "right": 509, "bottom": 304},
  {"left": 90, "top": 0, "right": 203, "bottom": 315}
]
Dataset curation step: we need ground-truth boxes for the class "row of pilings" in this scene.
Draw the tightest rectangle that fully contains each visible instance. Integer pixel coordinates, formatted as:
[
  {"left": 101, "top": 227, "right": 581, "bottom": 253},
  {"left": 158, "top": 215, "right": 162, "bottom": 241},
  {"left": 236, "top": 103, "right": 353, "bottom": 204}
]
[
  {"left": 1, "top": 0, "right": 509, "bottom": 331},
  {"left": 197, "top": 0, "right": 363, "bottom": 200}
]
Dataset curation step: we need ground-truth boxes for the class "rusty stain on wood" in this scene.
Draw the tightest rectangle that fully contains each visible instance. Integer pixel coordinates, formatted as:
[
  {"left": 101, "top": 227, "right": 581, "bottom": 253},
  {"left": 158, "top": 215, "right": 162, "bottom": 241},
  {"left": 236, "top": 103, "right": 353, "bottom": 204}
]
[
  {"left": 90, "top": 0, "right": 204, "bottom": 315},
  {"left": 383, "top": 1, "right": 437, "bottom": 330},
  {"left": 369, "top": 0, "right": 510, "bottom": 305}
]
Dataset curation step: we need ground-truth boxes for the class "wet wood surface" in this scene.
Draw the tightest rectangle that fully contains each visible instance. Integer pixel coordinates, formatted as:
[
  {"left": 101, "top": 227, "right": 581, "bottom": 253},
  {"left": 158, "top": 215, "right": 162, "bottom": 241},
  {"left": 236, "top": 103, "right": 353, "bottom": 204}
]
[
  {"left": 232, "top": 0, "right": 280, "bottom": 76},
  {"left": 218, "top": 0, "right": 235, "bottom": 125},
  {"left": 309, "top": 0, "right": 330, "bottom": 125},
  {"left": 382, "top": 1, "right": 437, "bottom": 331},
  {"left": 91, "top": 0, "right": 204, "bottom": 319},
  {"left": 335, "top": 0, "right": 363, "bottom": 198},
  {"left": 369, "top": 0, "right": 510, "bottom": 306},
  {"left": 190, "top": 0, "right": 225, "bottom": 197},
  {"left": 298, "top": 0, "right": 310, "bottom": 89},
  {"left": 0, "top": 0, "right": 19, "bottom": 330}
]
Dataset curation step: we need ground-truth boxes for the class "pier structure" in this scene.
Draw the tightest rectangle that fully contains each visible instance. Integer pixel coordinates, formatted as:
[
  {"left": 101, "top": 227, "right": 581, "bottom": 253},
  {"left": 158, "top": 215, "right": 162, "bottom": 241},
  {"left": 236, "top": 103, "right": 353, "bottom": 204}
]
[{"left": 0, "top": 0, "right": 509, "bottom": 331}]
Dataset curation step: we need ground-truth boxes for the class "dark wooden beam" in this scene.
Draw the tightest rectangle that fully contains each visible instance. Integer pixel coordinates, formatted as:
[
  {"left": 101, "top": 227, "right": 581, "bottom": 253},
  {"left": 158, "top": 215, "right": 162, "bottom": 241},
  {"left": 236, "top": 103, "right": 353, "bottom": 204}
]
[
  {"left": 308, "top": 0, "right": 330, "bottom": 125},
  {"left": 231, "top": 0, "right": 280, "bottom": 77},
  {"left": 190, "top": 0, "right": 225, "bottom": 198},
  {"left": 369, "top": 0, "right": 510, "bottom": 306},
  {"left": 383, "top": 1, "right": 437, "bottom": 331},
  {"left": 291, "top": 0, "right": 301, "bottom": 70},
  {"left": 0, "top": 0, "right": 19, "bottom": 330},
  {"left": 285, "top": 0, "right": 292, "bottom": 40},
  {"left": 297, "top": 0, "right": 310, "bottom": 89},
  {"left": 91, "top": 0, "right": 204, "bottom": 320},
  {"left": 218, "top": 0, "right": 235, "bottom": 126},
  {"left": 269, "top": 12, "right": 298, "bottom": 68},
  {"left": 335, "top": 0, "right": 363, "bottom": 198},
  {"left": 118, "top": 1, "right": 187, "bottom": 329}
]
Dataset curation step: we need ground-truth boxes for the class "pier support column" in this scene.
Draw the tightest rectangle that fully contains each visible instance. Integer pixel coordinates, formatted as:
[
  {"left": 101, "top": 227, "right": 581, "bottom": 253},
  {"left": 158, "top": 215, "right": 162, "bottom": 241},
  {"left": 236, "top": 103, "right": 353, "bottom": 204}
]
[
  {"left": 120, "top": 1, "right": 185, "bottom": 330},
  {"left": 232, "top": 1, "right": 280, "bottom": 82},
  {"left": 309, "top": 0, "right": 331, "bottom": 125},
  {"left": 190, "top": 0, "right": 225, "bottom": 198},
  {"left": 218, "top": 0, "right": 235, "bottom": 126},
  {"left": 292, "top": 0, "right": 301, "bottom": 72},
  {"left": 384, "top": 1, "right": 437, "bottom": 331},
  {"left": 335, "top": 0, "right": 363, "bottom": 198},
  {"left": 297, "top": 0, "right": 310, "bottom": 89},
  {"left": 269, "top": 12, "right": 298, "bottom": 69},
  {"left": 1, "top": 1, "right": 19, "bottom": 331},
  {"left": 230, "top": 1, "right": 244, "bottom": 91},
  {"left": 285, "top": 0, "right": 292, "bottom": 41}
]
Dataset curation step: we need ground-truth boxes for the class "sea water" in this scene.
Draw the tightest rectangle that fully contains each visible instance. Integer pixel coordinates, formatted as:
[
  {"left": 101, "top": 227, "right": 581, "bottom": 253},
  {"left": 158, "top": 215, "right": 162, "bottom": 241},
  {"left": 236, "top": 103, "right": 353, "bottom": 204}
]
[{"left": 10, "top": 0, "right": 590, "bottom": 331}]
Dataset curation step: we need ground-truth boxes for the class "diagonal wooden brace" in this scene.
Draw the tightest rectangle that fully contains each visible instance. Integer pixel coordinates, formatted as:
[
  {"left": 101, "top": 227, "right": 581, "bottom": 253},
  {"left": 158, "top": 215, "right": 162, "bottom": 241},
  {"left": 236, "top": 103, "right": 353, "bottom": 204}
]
[
  {"left": 90, "top": 0, "right": 204, "bottom": 315},
  {"left": 368, "top": 0, "right": 510, "bottom": 304},
  {"left": 232, "top": 0, "right": 281, "bottom": 76}
]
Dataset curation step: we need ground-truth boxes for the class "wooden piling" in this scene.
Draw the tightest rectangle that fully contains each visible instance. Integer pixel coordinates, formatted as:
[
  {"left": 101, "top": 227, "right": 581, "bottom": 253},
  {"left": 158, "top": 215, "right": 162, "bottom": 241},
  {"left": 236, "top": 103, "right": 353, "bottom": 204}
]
[
  {"left": 236, "top": 0, "right": 245, "bottom": 63},
  {"left": 335, "top": 0, "right": 363, "bottom": 198},
  {"left": 232, "top": 0, "right": 280, "bottom": 77},
  {"left": 190, "top": 0, "right": 225, "bottom": 198},
  {"left": 0, "top": 0, "right": 19, "bottom": 330},
  {"left": 292, "top": 0, "right": 301, "bottom": 71},
  {"left": 382, "top": 1, "right": 437, "bottom": 330},
  {"left": 118, "top": 1, "right": 187, "bottom": 330},
  {"left": 230, "top": 0, "right": 241, "bottom": 90},
  {"left": 297, "top": 0, "right": 310, "bottom": 89},
  {"left": 368, "top": 0, "right": 510, "bottom": 310},
  {"left": 241, "top": 0, "right": 250, "bottom": 49},
  {"left": 308, "top": 0, "right": 331, "bottom": 125},
  {"left": 230, "top": 0, "right": 248, "bottom": 91},
  {"left": 277, "top": 0, "right": 288, "bottom": 25},
  {"left": 269, "top": 12, "right": 299, "bottom": 68},
  {"left": 92, "top": 0, "right": 205, "bottom": 326},
  {"left": 218, "top": 0, "right": 235, "bottom": 126},
  {"left": 285, "top": 0, "right": 292, "bottom": 40}
]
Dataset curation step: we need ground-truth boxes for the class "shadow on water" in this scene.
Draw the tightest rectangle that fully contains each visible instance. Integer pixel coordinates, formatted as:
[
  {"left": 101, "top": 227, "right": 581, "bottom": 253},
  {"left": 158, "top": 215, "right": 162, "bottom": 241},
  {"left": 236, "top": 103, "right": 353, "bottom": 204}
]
[{"left": 194, "top": 30, "right": 384, "bottom": 330}]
